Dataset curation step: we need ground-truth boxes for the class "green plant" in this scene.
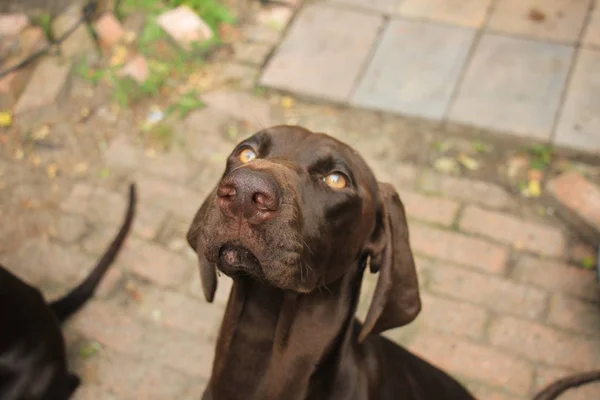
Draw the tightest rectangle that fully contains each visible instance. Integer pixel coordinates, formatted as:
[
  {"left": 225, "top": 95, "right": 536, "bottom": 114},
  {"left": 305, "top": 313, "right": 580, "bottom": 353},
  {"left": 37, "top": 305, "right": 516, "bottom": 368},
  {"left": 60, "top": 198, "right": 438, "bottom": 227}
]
[
  {"left": 33, "top": 13, "right": 53, "bottom": 40},
  {"left": 75, "top": 57, "right": 106, "bottom": 85},
  {"left": 167, "top": 90, "right": 205, "bottom": 118},
  {"left": 167, "top": 0, "right": 236, "bottom": 32},
  {"left": 526, "top": 144, "right": 555, "bottom": 170}
]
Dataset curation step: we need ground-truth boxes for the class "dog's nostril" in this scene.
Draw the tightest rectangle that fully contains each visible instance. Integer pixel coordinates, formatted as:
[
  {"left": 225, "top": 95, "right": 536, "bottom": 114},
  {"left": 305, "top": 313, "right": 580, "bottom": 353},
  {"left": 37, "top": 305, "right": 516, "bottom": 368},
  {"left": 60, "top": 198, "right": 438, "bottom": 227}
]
[
  {"left": 217, "top": 185, "right": 236, "bottom": 198},
  {"left": 253, "top": 192, "right": 276, "bottom": 211}
]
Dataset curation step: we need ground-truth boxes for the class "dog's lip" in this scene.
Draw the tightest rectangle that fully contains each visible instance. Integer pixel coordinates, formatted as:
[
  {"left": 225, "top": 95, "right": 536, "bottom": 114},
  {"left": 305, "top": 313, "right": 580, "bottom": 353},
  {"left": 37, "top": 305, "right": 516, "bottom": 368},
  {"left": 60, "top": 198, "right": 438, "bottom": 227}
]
[{"left": 218, "top": 243, "right": 261, "bottom": 272}]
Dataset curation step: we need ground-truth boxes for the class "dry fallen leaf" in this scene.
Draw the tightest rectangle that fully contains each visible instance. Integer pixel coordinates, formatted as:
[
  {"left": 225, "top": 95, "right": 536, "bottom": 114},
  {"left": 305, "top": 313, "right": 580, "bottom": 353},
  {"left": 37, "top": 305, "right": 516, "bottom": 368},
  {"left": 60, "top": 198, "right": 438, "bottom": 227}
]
[
  {"left": 110, "top": 45, "right": 128, "bottom": 66},
  {"left": 281, "top": 96, "right": 295, "bottom": 109},
  {"left": 32, "top": 125, "right": 50, "bottom": 140},
  {"left": 14, "top": 149, "right": 24, "bottom": 160},
  {"left": 47, "top": 164, "right": 57, "bottom": 178},
  {"left": 457, "top": 153, "right": 479, "bottom": 171},
  {"left": 74, "top": 162, "right": 89, "bottom": 174},
  {"left": 0, "top": 111, "right": 12, "bottom": 127},
  {"left": 528, "top": 179, "right": 541, "bottom": 197}
]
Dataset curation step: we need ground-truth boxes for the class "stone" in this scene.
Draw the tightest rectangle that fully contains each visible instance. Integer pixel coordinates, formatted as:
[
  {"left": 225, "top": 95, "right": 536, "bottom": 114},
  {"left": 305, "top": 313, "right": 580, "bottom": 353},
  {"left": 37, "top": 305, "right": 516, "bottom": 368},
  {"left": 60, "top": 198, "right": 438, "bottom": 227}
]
[
  {"left": 94, "top": 12, "right": 125, "bottom": 49},
  {"left": 352, "top": 19, "right": 475, "bottom": 120},
  {"left": 157, "top": 5, "right": 214, "bottom": 51},
  {"left": 554, "top": 48, "right": 600, "bottom": 154},
  {"left": 0, "top": 13, "right": 28, "bottom": 37},
  {"left": 52, "top": 3, "right": 98, "bottom": 59},
  {"left": 448, "top": 33, "right": 573, "bottom": 140},
  {"left": 487, "top": 0, "right": 591, "bottom": 44},
  {"left": 260, "top": 3, "right": 383, "bottom": 102},
  {"left": 583, "top": 5, "right": 600, "bottom": 47},
  {"left": 0, "top": 26, "right": 48, "bottom": 109},
  {"left": 546, "top": 171, "right": 600, "bottom": 244},
  {"left": 14, "top": 56, "right": 73, "bottom": 129},
  {"left": 122, "top": 54, "right": 149, "bottom": 83},
  {"left": 396, "top": 0, "right": 493, "bottom": 28}
]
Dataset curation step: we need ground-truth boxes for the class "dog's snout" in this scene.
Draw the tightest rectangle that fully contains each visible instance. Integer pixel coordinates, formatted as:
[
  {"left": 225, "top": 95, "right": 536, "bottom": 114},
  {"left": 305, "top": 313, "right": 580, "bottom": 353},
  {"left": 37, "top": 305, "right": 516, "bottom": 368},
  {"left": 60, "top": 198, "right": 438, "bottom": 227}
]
[{"left": 217, "top": 168, "right": 281, "bottom": 223}]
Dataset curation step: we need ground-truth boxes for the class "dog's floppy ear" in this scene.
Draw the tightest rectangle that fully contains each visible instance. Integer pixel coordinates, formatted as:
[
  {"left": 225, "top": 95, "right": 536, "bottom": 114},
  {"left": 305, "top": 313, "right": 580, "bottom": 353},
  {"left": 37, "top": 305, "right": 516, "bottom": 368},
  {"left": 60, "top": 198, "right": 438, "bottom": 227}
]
[
  {"left": 359, "top": 182, "right": 421, "bottom": 343},
  {"left": 187, "top": 198, "right": 217, "bottom": 303}
]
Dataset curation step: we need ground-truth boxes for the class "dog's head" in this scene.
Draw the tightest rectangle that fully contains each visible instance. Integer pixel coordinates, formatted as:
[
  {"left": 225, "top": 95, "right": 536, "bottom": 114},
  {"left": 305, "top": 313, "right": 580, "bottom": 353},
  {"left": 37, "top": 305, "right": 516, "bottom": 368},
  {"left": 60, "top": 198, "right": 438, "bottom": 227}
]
[{"left": 187, "top": 125, "right": 420, "bottom": 340}]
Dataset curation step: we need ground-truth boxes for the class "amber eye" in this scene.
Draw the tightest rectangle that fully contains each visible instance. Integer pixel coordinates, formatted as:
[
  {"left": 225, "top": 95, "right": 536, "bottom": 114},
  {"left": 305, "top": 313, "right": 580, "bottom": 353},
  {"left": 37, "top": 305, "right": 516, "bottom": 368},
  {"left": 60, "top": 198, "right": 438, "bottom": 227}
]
[
  {"left": 323, "top": 172, "right": 348, "bottom": 189},
  {"left": 239, "top": 148, "right": 256, "bottom": 163}
]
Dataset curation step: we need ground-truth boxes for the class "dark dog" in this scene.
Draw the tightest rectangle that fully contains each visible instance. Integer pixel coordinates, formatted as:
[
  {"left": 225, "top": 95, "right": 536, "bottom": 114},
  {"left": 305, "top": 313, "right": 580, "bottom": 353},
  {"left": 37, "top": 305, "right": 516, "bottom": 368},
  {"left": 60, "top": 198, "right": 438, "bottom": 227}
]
[
  {"left": 0, "top": 183, "right": 136, "bottom": 400},
  {"left": 187, "top": 126, "right": 600, "bottom": 400}
]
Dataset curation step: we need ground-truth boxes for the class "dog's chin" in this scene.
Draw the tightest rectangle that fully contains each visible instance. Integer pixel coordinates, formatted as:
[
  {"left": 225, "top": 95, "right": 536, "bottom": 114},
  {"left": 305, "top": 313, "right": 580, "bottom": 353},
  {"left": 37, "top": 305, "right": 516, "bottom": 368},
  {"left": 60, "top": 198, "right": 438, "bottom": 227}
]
[{"left": 216, "top": 243, "right": 314, "bottom": 292}]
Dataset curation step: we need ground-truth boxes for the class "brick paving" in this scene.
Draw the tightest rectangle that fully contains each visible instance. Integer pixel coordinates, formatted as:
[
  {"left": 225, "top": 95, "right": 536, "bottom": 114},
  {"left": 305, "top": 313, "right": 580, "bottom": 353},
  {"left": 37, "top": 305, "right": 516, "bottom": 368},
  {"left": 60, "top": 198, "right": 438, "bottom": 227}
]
[
  {"left": 262, "top": 0, "right": 600, "bottom": 154},
  {"left": 0, "top": 2, "right": 599, "bottom": 400}
]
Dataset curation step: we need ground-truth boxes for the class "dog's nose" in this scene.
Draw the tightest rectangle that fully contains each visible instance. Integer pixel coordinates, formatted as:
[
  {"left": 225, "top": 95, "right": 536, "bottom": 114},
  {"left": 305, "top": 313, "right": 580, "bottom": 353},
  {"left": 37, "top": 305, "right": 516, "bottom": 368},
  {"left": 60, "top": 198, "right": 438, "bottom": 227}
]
[{"left": 217, "top": 168, "right": 281, "bottom": 223}]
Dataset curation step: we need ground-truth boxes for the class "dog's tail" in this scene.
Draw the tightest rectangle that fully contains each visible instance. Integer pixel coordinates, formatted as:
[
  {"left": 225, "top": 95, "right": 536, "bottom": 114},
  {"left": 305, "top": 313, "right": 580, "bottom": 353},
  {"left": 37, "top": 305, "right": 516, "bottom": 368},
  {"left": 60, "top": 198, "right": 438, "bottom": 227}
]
[
  {"left": 533, "top": 369, "right": 600, "bottom": 400},
  {"left": 49, "top": 183, "right": 136, "bottom": 322}
]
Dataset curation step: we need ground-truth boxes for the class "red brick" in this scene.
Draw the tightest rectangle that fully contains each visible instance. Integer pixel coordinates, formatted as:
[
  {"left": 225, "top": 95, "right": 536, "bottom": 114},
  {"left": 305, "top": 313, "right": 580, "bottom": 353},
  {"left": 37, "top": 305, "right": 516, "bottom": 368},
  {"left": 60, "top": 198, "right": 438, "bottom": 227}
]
[
  {"left": 135, "top": 286, "right": 223, "bottom": 339},
  {"left": 94, "top": 12, "right": 125, "bottom": 49},
  {"left": 547, "top": 171, "right": 600, "bottom": 234},
  {"left": 72, "top": 383, "right": 119, "bottom": 400},
  {"left": 419, "top": 171, "right": 514, "bottom": 209},
  {"left": 95, "top": 267, "right": 123, "bottom": 298},
  {"left": 134, "top": 203, "right": 169, "bottom": 241},
  {"left": 8, "top": 238, "right": 95, "bottom": 287},
  {"left": 400, "top": 190, "right": 459, "bottom": 226},
  {"left": 410, "top": 223, "right": 509, "bottom": 274},
  {"left": 489, "top": 316, "right": 600, "bottom": 370},
  {"left": 81, "top": 350, "right": 191, "bottom": 399},
  {"left": 512, "top": 256, "right": 599, "bottom": 301},
  {"left": 409, "top": 330, "right": 534, "bottom": 395},
  {"left": 154, "top": 331, "right": 215, "bottom": 378},
  {"left": 119, "top": 238, "right": 192, "bottom": 287},
  {"left": 415, "top": 292, "right": 489, "bottom": 339},
  {"left": 548, "top": 294, "right": 600, "bottom": 335},
  {"left": 569, "top": 241, "right": 598, "bottom": 267},
  {"left": 465, "top": 383, "right": 523, "bottom": 400},
  {"left": 0, "top": 13, "right": 29, "bottom": 36},
  {"left": 459, "top": 206, "right": 566, "bottom": 257},
  {"left": 70, "top": 301, "right": 147, "bottom": 354},
  {"left": 533, "top": 366, "right": 576, "bottom": 393},
  {"left": 423, "top": 262, "right": 547, "bottom": 319},
  {"left": 534, "top": 367, "right": 600, "bottom": 399},
  {"left": 135, "top": 174, "right": 203, "bottom": 221},
  {"left": 61, "top": 182, "right": 94, "bottom": 214},
  {"left": 53, "top": 213, "right": 88, "bottom": 243},
  {"left": 122, "top": 54, "right": 149, "bottom": 83},
  {"left": 191, "top": 274, "right": 232, "bottom": 305}
]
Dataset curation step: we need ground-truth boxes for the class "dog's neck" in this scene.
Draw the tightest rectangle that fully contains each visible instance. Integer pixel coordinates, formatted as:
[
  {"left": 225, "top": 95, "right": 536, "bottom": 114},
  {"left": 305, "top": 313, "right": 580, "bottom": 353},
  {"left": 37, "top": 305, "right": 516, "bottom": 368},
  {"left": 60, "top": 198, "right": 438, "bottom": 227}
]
[{"left": 207, "top": 262, "right": 366, "bottom": 400}]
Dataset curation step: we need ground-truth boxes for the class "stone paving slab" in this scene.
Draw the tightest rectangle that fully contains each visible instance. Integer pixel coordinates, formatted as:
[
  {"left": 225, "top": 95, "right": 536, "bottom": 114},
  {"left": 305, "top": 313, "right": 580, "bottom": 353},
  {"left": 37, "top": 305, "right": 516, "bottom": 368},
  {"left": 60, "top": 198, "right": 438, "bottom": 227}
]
[
  {"left": 486, "top": 0, "right": 591, "bottom": 44},
  {"left": 260, "top": 0, "right": 600, "bottom": 155},
  {"left": 260, "top": 3, "right": 383, "bottom": 102},
  {"left": 352, "top": 18, "right": 475, "bottom": 120},
  {"left": 448, "top": 34, "right": 573, "bottom": 140},
  {"left": 584, "top": 5, "right": 600, "bottom": 46},
  {"left": 554, "top": 48, "right": 600, "bottom": 152},
  {"left": 396, "top": 0, "right": 493, "bottom": 28}
]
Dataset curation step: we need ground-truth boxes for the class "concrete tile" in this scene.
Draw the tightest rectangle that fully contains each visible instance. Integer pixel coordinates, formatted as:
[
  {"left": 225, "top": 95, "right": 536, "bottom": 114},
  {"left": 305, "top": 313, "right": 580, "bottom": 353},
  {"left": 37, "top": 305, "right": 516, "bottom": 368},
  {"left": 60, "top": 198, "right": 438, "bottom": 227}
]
[
  {"left": 352, "top": 19, "right": 475, "bottom": 120},
  {"left": 396, "top": 0, "right": 493, "bottom": 28},
  {"left": 327, "top": 0, "right": 399, "bottom": 14},
  {"left": 259, "top": 3, "right": 383, "bottom": 102},
  {"left": 449, "top": 34, "right": 573, "bottom": 140},
  {"left": 583, "top": 4, "right": 600, "bottom": 47},
  {"left": 554, "top": 48, "right": 600, "bottom": 153},
  {"left": 487, "top": 0, "right": 591, "bottom": 44}
]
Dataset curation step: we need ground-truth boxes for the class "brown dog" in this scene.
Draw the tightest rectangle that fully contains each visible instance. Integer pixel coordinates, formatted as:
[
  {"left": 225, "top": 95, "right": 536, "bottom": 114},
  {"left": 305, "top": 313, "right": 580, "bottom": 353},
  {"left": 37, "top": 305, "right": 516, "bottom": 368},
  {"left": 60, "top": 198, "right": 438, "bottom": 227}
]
[{"left": 187, "top": 126, "right": 599, "bottom": 400}]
